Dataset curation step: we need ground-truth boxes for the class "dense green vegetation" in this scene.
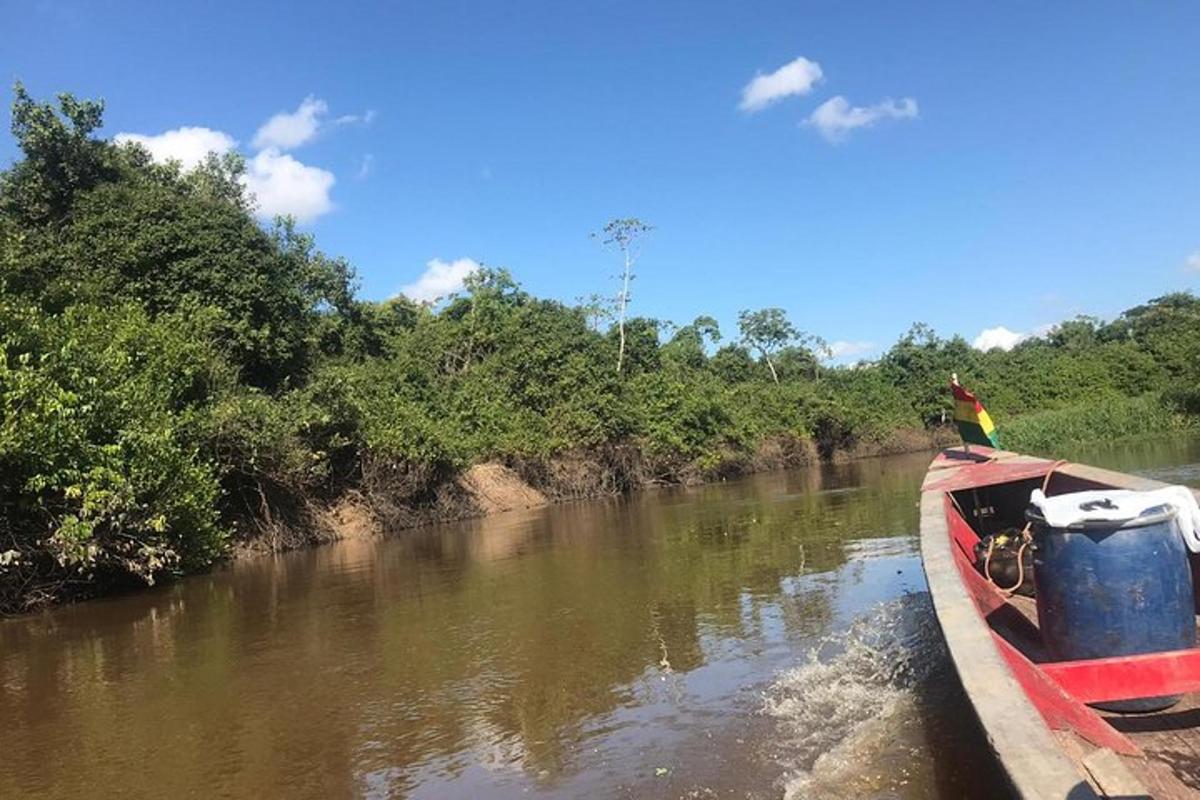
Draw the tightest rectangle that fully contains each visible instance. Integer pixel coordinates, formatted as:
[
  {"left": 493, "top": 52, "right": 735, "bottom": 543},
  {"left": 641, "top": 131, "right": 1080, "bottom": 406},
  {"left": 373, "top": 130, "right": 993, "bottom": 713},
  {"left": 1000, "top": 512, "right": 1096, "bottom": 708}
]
[{"left": 2, "top": 87, "right": 1198, "bottom": 610}]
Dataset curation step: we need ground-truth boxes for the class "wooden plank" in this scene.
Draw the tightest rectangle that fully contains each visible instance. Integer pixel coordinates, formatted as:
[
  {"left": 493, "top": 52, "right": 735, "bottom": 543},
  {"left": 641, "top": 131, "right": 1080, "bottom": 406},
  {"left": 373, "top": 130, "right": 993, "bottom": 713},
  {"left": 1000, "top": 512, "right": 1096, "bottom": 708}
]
[
  {"left": 1042, "top": 649, "right": 1200, "bottom": 704},
  {"left": 1080, "top": 748, "right": 1151, "bottom": 799},
  {"left": 921, "top": 446, "right": 1003, "bottom": 487},
  {"left": 927, "top": 445, "right": 1002, "bottom": 470},
  {"left": 924, "top": 458, "right": 1055, "bottom": 493},
  {"left": 919, "top": 487, "right": 1099, "bottom": 799},
  {"left": 1054, "top": 462, "right": 1168, "bottom": 493},
  {"left": 991, "top": 633, "right": 1141, "bottom": 756}
]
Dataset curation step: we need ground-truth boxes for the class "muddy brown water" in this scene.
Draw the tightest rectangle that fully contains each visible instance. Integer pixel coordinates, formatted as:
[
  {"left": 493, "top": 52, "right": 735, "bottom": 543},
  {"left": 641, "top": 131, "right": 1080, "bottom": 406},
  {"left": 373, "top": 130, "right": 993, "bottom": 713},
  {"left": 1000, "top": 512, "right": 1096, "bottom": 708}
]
[{"left": 4, "top": 439, "right": 1200, "bottom": 799}]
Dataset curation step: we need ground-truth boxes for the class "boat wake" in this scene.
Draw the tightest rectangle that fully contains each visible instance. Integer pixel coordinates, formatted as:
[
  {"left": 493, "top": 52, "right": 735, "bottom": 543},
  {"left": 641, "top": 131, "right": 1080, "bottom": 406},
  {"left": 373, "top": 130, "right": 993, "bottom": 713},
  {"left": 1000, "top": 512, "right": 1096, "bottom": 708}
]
[{"left": 762, "top": 592, "right": 947, "bottom": 800}]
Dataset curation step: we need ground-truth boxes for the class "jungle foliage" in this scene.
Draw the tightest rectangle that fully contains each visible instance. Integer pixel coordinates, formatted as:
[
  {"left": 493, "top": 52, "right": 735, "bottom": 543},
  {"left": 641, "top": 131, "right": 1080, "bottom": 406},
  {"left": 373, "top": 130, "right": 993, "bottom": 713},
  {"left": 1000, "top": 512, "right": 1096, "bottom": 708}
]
[{"left": 2, "top": 87, "right": 1198, "bottom": 609}]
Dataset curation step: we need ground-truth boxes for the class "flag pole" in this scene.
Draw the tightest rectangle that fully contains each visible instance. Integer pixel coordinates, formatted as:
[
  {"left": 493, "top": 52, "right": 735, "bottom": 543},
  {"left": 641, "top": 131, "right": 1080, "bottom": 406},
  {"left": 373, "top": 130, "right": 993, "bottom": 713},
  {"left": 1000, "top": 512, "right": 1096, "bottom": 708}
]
[
  {"left": 951, "top": 372, "right": 969, "bottom": 454},
  {"left": 950, "top": 374, "right": 1000, "bottom": 453}
]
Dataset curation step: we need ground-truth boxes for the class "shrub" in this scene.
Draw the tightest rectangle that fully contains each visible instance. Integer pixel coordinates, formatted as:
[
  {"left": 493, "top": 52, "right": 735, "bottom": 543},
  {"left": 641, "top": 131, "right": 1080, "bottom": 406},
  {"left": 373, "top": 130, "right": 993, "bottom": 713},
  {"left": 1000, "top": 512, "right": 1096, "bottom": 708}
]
[{"left": 0, "top": 300, "right": 228, "bottom": 607}]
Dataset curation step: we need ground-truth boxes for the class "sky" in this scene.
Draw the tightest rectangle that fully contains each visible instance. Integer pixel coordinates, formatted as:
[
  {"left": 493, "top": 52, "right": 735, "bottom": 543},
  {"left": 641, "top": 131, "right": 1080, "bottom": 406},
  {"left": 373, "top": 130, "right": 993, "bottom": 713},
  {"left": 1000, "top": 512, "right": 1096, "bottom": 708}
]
[{"left": 3, "top": 1, "right": 1200, "bottom": 361}]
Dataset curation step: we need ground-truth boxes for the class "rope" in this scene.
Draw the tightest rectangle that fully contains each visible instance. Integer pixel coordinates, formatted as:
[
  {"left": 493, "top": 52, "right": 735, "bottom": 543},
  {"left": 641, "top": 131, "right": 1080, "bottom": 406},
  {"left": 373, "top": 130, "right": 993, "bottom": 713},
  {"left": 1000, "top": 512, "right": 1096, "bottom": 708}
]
[
  {"left": 983, "top": 460, "right": 1068, "bottom": 595},
  {"left": 984, "top": 535, "right": 1030, "bottom": 594}
]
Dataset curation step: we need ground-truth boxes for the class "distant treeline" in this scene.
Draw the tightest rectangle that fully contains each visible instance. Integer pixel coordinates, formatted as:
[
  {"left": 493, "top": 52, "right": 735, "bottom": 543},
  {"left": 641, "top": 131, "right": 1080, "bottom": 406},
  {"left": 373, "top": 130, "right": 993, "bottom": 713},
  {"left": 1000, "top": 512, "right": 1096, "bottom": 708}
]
[{"left": 2, "top": 87, "right": 1197, "bottom": 610}]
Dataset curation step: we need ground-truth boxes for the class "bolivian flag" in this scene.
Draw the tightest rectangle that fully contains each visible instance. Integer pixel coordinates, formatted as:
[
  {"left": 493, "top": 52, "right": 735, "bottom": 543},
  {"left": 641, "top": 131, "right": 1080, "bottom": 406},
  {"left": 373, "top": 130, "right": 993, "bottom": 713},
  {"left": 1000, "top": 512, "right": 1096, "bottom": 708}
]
[{"left": 951, "top": 378, "right": 1000, "bottom": 448}]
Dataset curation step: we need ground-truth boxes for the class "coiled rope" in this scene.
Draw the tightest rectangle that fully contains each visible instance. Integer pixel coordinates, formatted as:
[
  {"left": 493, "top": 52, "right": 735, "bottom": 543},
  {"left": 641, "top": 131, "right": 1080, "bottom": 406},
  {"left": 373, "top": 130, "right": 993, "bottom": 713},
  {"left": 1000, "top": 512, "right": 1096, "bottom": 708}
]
[{"left": 983, "top": 460, "right": 1068, "bottom": 595}]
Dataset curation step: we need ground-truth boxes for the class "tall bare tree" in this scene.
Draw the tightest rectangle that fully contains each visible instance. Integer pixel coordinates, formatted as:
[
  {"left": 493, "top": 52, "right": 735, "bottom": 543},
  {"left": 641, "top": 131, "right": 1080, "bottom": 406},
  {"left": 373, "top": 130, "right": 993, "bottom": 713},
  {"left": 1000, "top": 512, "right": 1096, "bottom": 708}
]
[{"left": 593, "top": 217, "right": 653, "bottom": 375}]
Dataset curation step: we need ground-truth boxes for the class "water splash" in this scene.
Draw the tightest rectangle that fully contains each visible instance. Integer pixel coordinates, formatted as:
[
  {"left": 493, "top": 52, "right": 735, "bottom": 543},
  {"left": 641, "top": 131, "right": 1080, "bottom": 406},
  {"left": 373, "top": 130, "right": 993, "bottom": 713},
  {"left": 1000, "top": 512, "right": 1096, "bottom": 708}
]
[{"left": 763, "top": 593, "right": 947, "bottom": 800}]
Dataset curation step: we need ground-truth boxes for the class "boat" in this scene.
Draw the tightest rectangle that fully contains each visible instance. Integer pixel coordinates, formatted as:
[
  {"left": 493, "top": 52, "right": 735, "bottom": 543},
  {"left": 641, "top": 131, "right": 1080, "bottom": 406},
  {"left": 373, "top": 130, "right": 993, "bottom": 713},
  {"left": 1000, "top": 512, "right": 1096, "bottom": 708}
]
[{"left": 920, "top": 445, "right": 1200, "bottom": 799}]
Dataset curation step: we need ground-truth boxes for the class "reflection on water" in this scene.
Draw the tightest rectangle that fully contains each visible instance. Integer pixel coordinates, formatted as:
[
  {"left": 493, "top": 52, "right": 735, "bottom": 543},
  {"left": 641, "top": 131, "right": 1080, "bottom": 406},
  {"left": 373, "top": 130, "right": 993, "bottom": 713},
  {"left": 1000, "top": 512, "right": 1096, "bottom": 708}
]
[
  {"left": 1065, "top": 435, "right": 1200, "bottom": 486},
  {"left": 2, "top": 440, "right": 1197, "bottom": 799}
]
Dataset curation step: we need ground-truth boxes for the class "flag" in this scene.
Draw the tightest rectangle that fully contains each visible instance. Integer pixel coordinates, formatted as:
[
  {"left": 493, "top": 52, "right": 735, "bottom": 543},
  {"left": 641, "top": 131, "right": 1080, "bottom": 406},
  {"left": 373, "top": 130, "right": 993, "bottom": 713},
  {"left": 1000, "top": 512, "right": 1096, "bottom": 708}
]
[{"left": 951, "top": 378, "right": 1000, "bottom": 448}]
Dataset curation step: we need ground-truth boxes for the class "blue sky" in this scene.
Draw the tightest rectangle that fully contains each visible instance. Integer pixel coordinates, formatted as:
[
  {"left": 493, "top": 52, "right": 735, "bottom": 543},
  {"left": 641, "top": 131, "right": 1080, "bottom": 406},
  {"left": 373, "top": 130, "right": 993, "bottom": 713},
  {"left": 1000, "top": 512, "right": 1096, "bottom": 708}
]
[{"left": 4, "top": 1, "right": 1200, "bottom": 360}]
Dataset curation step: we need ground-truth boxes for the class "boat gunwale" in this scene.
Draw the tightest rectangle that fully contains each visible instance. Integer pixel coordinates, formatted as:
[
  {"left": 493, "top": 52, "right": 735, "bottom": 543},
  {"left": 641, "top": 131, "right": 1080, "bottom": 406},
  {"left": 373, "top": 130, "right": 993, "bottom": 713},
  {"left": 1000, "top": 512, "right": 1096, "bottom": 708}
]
[{"left": 920, "top": 489, "right": 1095, "bottom": 799}]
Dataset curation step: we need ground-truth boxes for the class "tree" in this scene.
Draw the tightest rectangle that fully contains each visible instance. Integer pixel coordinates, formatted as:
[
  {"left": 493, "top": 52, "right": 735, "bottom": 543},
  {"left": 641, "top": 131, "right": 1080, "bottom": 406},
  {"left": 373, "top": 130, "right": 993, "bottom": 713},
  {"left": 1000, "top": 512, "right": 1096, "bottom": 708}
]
[
  {"left": 804, "top": 335, "right": 833, "bottom": 381},
  {"left": 738, "top": 308, "right": 799, "bottom": 383},
  {"left": 879, "top": 323, "right": 981, "bottom": 425},
  {"left": 609, "top": 316, "right": 666, "bottom": 376},
  {"left": 593, "top": 217, "right": 653, "bottom": 376},
  {"left": 0, "top": 86, "right": 360, "bottom": 388},
  {"left": 1099, "top": 293, "right": 1200, "bottom": 380},
  {"left": 775, "top": 345, "right": 821, "bottom": 382},
  {"left": 439, "top": 267, "right": 526, "bottom": 373},
  {"left": 663, "top": 315, "right": 721, "bottom": 368},
  {"left": 1, "top": 82, "right": 117, "bottom": 227},
  {"left": 1046, "top": 316, "right": 1101, "bottom": 350},
  {"left": 576, "top": 292, "right": 617, "bottom": 332},
  {"left": 688, "top": 315, "right": 721, "bottom": 345},
  {"left": 709, "top": 343, "right": 757, "bottom": 383}
]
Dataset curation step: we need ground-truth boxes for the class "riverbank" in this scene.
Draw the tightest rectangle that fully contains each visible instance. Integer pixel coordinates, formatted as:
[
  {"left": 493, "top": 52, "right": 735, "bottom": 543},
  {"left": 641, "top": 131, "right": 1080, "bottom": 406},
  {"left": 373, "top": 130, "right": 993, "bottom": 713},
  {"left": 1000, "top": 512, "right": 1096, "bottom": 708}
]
[
  {"left": 230, "top": 426, "right": 962, "bottom": 559},
  {"left": 230, "top": 393, "right": 1200, "bottom": 560},
  {"left": 6, "top": 402, "right": 1192, "bottom": 613}
]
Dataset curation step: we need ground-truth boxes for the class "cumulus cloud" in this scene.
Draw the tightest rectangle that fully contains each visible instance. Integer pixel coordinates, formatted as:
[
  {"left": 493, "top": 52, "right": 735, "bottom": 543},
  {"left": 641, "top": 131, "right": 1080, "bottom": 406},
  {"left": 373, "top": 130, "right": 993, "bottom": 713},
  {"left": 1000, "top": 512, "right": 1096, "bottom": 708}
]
[
  {"left": 806, "top": 96, "right": 918, "bottom": 141},
  {"left": 828, "top": 340, "right": 877, "bottom": 360},
  {"left": 972, "top": 326, "right": 1027, "bottom": 352},
  {"left": 739, "top": 56, "right": 823, "bottom": 112},
  {"left": 114, "top": 126, "right": 236, "bottom": 170},
  {"left": 253, "top": 96, "right": 328, "bottom": 150},
  {"left": 241, "top": 148, "right": 335, "bottom": 222},
  {"left": 116, "top": 94, "right": 369, "bottom": 224},
  {"left": 400, "top": 258, "right": 482, "bottom": 304},
  {"left": 1187, "top": 252, "right": 1200, "bottom": 272}
]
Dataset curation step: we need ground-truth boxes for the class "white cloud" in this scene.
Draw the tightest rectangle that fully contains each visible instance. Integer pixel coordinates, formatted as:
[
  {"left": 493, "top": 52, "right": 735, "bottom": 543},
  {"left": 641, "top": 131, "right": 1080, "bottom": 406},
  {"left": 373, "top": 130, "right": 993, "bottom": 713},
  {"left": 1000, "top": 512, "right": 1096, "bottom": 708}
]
[
  {"left": 806, "top": 95, "right": 918, "bottom": 141},
  {"left": 114, "top": 126, "right": 236, "bottom": 170},
  {"left": 739, "top": 56, "right": 823, "bottom": 112},
  {"left": 241, "top": 148, "right": 335, "bottom": 223},
  {"left": 356, "top": 154, "right": 375, "bottom": 180},
  {"left": 1186, "top": 252, "right": 1200, "bottom": 272},
  {"left": 400, "top": 258, "right": 482, "bottom": 303},
  {"left": 972, "top": 326, "right": 1027, "bottom": 352},
  {"left": 253, "top": 96, "right": 328, "bottom": 150},
  {"left": 333, "top": 109, "right": 377, "bottom": 126},
  {"left": 828, "top": 340, "right": 877, "bottom": 359},
  {"left": 972, "top": 322, "right": 1060, "bottom": 351},
  {"left": 116, "top": 93, "right": 367, "bottom": 224}
]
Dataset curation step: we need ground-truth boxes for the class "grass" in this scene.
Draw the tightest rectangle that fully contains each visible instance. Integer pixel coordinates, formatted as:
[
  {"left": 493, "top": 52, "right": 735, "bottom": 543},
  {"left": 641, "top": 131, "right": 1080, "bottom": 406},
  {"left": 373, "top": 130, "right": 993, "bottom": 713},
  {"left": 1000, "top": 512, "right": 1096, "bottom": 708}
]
[{"left": 1001, "top": 394, "right": 1197, "bottom": 456}]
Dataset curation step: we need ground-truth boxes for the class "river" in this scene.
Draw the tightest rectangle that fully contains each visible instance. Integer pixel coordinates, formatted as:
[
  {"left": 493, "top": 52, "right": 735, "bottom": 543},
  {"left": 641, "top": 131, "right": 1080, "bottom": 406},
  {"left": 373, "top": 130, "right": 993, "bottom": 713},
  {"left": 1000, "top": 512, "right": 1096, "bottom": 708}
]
[{"left": 4, "top": 438, "right": 1200, "bottom": 799}]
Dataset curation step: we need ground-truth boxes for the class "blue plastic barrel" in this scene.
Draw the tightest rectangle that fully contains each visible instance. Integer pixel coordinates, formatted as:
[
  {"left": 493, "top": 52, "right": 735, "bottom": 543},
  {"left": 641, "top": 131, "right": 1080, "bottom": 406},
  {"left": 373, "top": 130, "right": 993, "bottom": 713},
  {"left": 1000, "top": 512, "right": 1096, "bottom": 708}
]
[{"left": 1029, "top": 502, "right": 1195, "bottom": 712}]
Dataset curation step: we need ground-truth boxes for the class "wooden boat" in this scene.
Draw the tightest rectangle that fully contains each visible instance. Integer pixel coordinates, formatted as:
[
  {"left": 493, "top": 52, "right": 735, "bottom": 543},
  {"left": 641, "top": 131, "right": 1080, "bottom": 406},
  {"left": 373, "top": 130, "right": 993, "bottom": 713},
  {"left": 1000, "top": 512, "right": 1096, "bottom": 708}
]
[{"left": 920, "top": 445, "right": 1200, "bottom": 799}]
